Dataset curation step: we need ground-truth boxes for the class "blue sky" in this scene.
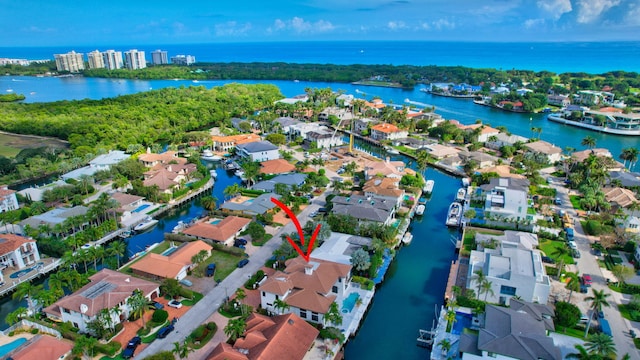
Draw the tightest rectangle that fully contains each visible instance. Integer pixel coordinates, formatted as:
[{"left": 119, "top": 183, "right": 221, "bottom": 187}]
[{"left": 3, "top": 0, "right": 640, "bottom": 46}]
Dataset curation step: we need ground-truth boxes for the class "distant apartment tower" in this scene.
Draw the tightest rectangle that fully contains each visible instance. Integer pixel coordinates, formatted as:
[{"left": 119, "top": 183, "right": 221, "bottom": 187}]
[
  {"left": 124, "top": 49, "right": 146, "bottom": 70},
  {"left": 54, "top": 51, "right": 85, "bottom": 73},
  {"left": 170, "top": 55, "right": 196, "bottom": 66},
  {"left": 102, "top": 50, "right": 124, "bottom": 70},
  {"left": 87, "top": 50, "right": 105, "bottom": 69},
  {"left": 151, "top": 50, "right": 168, "bottom": 65}
]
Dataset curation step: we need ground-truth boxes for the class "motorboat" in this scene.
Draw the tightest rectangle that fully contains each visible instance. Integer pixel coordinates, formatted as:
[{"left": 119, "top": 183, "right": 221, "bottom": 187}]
[
  {"left": 385, "top": 146, "right": 400, "bottom": 155},
  {"left": 210, "top": 169, "right": 218, "bottom": 178},
  {"left": 201, "top": 149, "right": 222, "bottom": 161},
  {"left": 456, "top": 188, "right": 466, "bottom": 202},
  {"left": 134, "top": 216, "right": 159, "bottom": 232},
  {"left": 402, "top": 232, "right": 413, "bottom": 245},
  {"left": 423, "top": 179, "right": 435, "bottom": 194},
  {"left": 119, "top": 230, "right": 132, "bottom": 239},
  {"left": 446, "top": 202, "right": 462, "bottom": 227},
  {"left": 416, "top": 204, "right": 426, "bottom": 216},
  {"left": 172, "top": 221, "right": 186, "bottom": 233}
]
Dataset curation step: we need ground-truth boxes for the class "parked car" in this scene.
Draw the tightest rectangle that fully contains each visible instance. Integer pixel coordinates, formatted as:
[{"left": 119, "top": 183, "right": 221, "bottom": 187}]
[
  {"left": 206, "top": 263, "right": 216, "bottom": 277},
  {"left": 583, "top": 274, "right": 592, "bottom": 286},
  {"left": 152, "top": 301, "right": 164, "bottom": 310},
  {"left": 168, "top": 299, "right": 183, "bottom": 309},
  {"left": 309, "top": 211, "right": 318, "bottom": 218},
  {"left": 597, "top": 310, "right": 605, "bottom": 319},
  {"left": 568, "top": 241, "right": 578, "bottom": 249},
  {"left": 571, "top": 249, "right": 581, "bottom": 258},
  {"left": 121, "top": 336, "right": 142, "bottom": 358},
  {"left": 157, "top": 324, "right": 175, "bottom": 338},
  {"left": 237, "top": 259, "right": 249, "bottom": 268},
  {"left": 554, "top": 198, "right": 562, "bottom": 205},
  {"left": 579, "top": 284, "right": 588, "bottom": 293},
  {"left": 179, "top": 279, "right": 192, "bottom": 287},
  {"left": 541, "top": 256, "right": 555, "bottom": 264}
]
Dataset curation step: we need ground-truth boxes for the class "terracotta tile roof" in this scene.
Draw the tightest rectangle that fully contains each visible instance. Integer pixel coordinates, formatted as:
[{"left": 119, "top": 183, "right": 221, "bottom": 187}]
[
  {"left": 143, "top": 169, "right": 178, "bottom": 191},
  {"left": 9, "top": 335, "right": 74, "bottom": 360},
  {"left": 111, "top": 192, "right": 144, "bottom": 207},
  {"left": 364, "top": 158, "right": 406, "bottom": 178},
  {"left": 0, "top": 234, "right": 34, "bottom": 256},
  {"left": 598, "top": 107, "right": 623, "bottom": 113},
  {"left": 571, "top": 148, "right": 612, "bottom": 163},
  {"left": 138, "top": 151, "right": 184, "bottom": 164},
  {"left": 130, "top": 240, "right": 212, "bottom": 279},
  {"left": 207, "top": 342, "right": 248, "bottom": 360},
  {"left": 371, "top": 123, "right": 400, "bottom": 133},
  {"left": 259, "top": 159, "right": 296, "bottom": 174},
  {"left": 363, "top": 177, "right": 403, "bottom": 197},
  {"left": 523, "top": 141, "right": 562, "bottom": 155},
  {"left": 45, "top": 269, "right": 158, "bottom": 318},
  {"left": 182, "top": 216, "right": 251, "bottom": 242},
  {"left": 0, "top": 186, "right": 16, "bottom": 197},
  {"left": 603, "top": 187, "right": 638, "bottom": 208},
  {"left": 211, "top": 134, "right": 261, "bottom": 145},
  {"left": 259, "top": 271, "right": 294, "bottom": 296}
]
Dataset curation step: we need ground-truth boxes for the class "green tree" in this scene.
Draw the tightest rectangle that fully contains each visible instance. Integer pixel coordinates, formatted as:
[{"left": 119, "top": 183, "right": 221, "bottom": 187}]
[
  {"left": 5, "top": 307, "right": 28, "bottom": 326},
  {"left": 324, "top": 301, "right": 343, "bottom": 326},
  {"left": 265, "top": 133, "right": 286, "bottom": 145},
  {"left": 471, "top": 269, "right": 486, "bottom": 300},
  {"left": 273, "top": 298, "right": 290, "bottom": 315},
  {"left": 201, "top": 195, "right": 218, "bottom": 212},
  {"left": 172, "top": 341, "right": 193, "bottom": 359},
  {"left": 584, "top": 333, "right": 616, "bottom": 358},
  {"left": 247, "top": 221, "right": 266, "bottom": 242},
  {"left": 350, "top": 248, "right": 371, "bottom": 274},
  {"left": 551, "top": 244, "right": 570, "bottom": 279},
  {"left": 12, "top": 281, "right": 43, "bottom": 315},
  {"left": 479, "top": 279, "right": 494, "bottom": 302},
  {"left": 611, "top": 264, "right": 634, "bottom": 285},
  {"left": 127, "top": 289, "right": 150, "bottom": 327},
  {"left": 107, "top": 240, "right": 126, "bottom": 269},
  {"left": 584, "top": 289, "right": 611, "bottom": 337},
  {"left": 566, "top": 344, "right": 592, "bottom": 359},
  {"left": 581, "top": 136, "right": 596, "bottom": 149},
  {"left": 224, "top": 317, "right": 246, "bottom": 342},
  {"left": 554, "top": 301, "right": 581, "bottom": 331}
]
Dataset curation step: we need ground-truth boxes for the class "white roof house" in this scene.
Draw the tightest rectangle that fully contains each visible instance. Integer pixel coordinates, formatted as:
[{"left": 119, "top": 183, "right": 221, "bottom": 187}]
[{"left": 61, "top": 150, "right": 130, "bottom": 180}]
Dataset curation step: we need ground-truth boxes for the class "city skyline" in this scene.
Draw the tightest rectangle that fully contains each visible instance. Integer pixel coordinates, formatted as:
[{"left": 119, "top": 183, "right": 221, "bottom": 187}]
[{"left": 2, "top": 0, "right": 640, "bottom": 46}]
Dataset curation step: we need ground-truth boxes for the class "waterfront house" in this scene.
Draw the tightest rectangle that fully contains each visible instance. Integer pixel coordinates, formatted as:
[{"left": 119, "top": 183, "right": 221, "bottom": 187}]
[
  {"left": 370, "top": 123, "right": 408, "bottom": 141},
  {"left": 609, "top": 171, "right": 640, "bottom": 187},
  {"left": 306, "top": 127, "right": 343, "bottom": 149},
  {"left": 61, "top": 150, "right": 130, "bottom": 181},
  {"left": 182, "top": 216, "right": 251, "bottom": 246},
  {"left": 336, "top": 94, "right": 355, "bottom": 107},
  {"left": 310, "top": 232, "right": 372, "bottom": 266},
  {"left": 467, "top": 241, "right": 551, "bottom": 305},
  {"left": 273, "top": 117, "right": 302, "bottom": 138},
  {"left": 459, "top": 300, "right": 561, "bottom": 360},
  {"left": 19, "top": 205, "right": 89, "bottom": 234},
  {"left": 331, "top": 194, "right": 396, "bottom": 226},
  {"left": 0, "top": 185, "right": 19, "bottom": 213},
  {"left": 231, "top": 117, "right": 256, "bottom": 132},
  {"left": 458, "top": 151, "right": 499, "bottom": 169},
  {"left": 211, "top": 134, "right": 262, "bottom": 152},
  {"left": 571, "top": 148, "right": 613, "bottom": 163},
  {"left": 319, "top": 106, "right": 355, "bottom": 121},
  {"left": 576, "top": 90, "right": 615, "bottom": 106},
  {"left": 603, "top": 187, "right": 638, "bottom": 209},
  {"left": 142, "top": 163, "right": 197, "bottom": 194},
  {"left": 484, "top": 132, "right": 529, "bottom": 150},
  {"left": 130, "top": 240, "right": 212, "bottom": 281},
  {"left": 275, "top": 94, "right": 309, "bottom": 105},
  {"left": 363, "top": 157, "right": 407, "bottom": 180},
  {"left": 206, "top": 313, "right": 319, "bottom": 360},
  {"left": 236, "top": 141, "right": 280, "bottom": 162},
  {"left": 259, "top": 257, "right": 352, "bottom": 324},
  {"left": 362, "top": 177, "right": 404, "bottom": 208},
  {"left": 259, "top": 159, "right": 296, "bottom": 175},
  {"left": 111, "top": 192, "right": 144, "bottom": 212},
  {"left": 253, "top": 173, "right": 307, "bottom": 193},
  {"left": 453, "top": 123, "right": 500, "bottom": 143},
  {"left": 0, "top": 234, "right": 41, "bottom": 280},
  {"left": 480, "top": 178, "right": 530, "bottom": 223},
  {"left": 522, "top": 141, "right": 563, "bottom": 164},
  {"left": 7, "top": 335, "right": 74, "bottom": 360},
  {"left": 547, "top": 94, "right": 571, "bottom": 107},
  {"left": 43, "top": 269, "right": 159, "bottom": 334},
  {"left": 354, "top": 118, "right": 378, "bottom": 134},
  {"left": 138, "top": 149, "right": 186, "bottom": 168},
  {"left": 221, "top": 193, "right": 282, "bottom": 216},
  {"left": 424, "top": 143, "right": 460, "bottom": 160}
]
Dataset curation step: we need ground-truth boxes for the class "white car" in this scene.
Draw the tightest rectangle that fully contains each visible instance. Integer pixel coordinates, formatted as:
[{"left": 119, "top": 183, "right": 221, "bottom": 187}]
[
  {"left": 168, "top": 300, "right": 183, "bottom": 309},
  {"left": 568, "top": 241, "right": 578, "bottom": 249}
]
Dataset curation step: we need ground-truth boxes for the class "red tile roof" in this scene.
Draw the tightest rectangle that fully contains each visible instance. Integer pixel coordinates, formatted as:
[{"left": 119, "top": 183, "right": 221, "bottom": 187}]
[
  {"left": 182, "top": 216, "right": 251, "bottom": 242},
  {"left": 259, "top": 159, "right": 296, "bottom": 174},
  {"left": 9, "top": 335, "right": 74, "bottom": 360},
  {"left": 371, "top": 123, "right": 400, "bottom": 133},
  {"left": 130, "top": 240, "right": 212, "bottom": 279},
  {"left": 0, "top": 234, "right": 34, "bottom": 256}
]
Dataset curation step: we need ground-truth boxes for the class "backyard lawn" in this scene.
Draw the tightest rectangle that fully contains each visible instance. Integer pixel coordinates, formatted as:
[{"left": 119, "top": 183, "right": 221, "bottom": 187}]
[
  {"left": 539, "top": 239, "right": 575, "bottom": 265},
  {"left": 569, "top": 195, "right": 583, "bottom": 210},
  {"left": 194, "top": 250, "right": 245, "bottom": 282}
]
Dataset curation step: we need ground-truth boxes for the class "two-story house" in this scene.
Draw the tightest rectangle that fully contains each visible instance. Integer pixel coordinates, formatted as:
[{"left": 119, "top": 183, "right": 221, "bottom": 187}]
[
  {"left": 62, "top": 150, "right": 131, "bottom": 181},
  {"left": 236, "top": 141, "right": 280, "bottom": 162},
  {"left": 331, "top": 194, "right": 396, "bottom": 226},
  {"left": 0, "top": 234, "right": 40, "bottom": 284},
  {"left": 370, "top": 123, "right": 408, "bottom": 141},
  {"left": 259, "top": 257, "right": 352, "bottom": 324},
  {"left": 210, "top": 134, "right": 261, "bottom": 152},
  {"left": 138, "top": 149, "right": 186, "bottom": 168},
  {"left": 0, "top": 185, "right": 19, "bottom": 213},
  {"left": 363, "top": 158, "right": 407, "bottom": 180},
  {"left": 481, "top": 178, "right": 530, "bottom": 222},
  {"left": 43, "top": 269, "right": 159, "bottom": 334},
  {"left": 362, "top": 178, "right": 404, "bottom": 208},
  {"left": 182, "top": 216, "right": 251, "bottom": 246},
  {"left": 522, "top": 141, "right": 563, "bottom": 164}
]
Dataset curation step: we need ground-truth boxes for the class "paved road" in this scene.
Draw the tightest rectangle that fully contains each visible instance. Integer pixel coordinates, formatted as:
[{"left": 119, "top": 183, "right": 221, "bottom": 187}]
[
  {"left": 551, "top": 179, "right": 639, "bottom": 358},
  {"left": 136, "top": 190, "right": 329, "bottom": 358}
]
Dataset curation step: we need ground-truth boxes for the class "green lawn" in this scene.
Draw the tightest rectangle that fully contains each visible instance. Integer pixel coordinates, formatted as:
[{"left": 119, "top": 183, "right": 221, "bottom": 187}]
[
  {"left": 150, "top": 241, "right": 172, "bottom": 254},
  {"left": 539, "top": 239, "right": 575, "bottom": 265},
  {"left": 569, "top": 195, "right": 583, "bottom": 210},
  {"left": 553, "top": 326, "right": 587, "bottom": 339},
  {"left": 194, "top": 250, "right": 244, "bottom": 282}
]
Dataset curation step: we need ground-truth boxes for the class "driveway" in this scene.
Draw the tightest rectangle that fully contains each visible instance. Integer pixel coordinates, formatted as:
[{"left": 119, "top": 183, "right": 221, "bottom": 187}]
[{"left": 136, "top": 189, "right": 330, "bottom": 358}]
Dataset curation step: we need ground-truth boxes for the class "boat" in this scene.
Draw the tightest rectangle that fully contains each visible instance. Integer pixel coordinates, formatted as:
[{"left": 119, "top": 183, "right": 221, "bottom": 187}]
[
  {"left": 172, "top": 221, "right": 186, "bottom": 233},
  {"left": 134, "top": 216, "right": 159, "bottom": 232},
  {"left": 385, "top": 146, "right": 400, "bottom": 155},
  {"left": 446, "top": 202, "right": 462, "bottom": 227},
  {"left": 119, "top": 230, "right": 132, "bottom": 239},
  {"left": 402, "top": 232, "right": 413, "bottom": 245},
  {"left": 210, "top": 169, "right": 218, "bottom": 178},
  {"left": 461, "top": 177, "right": 471, "bottom": 187},
  {"left": 201, "top": 149, "right": 222, "bottom": 161},
  {"left": 416, "top": 204, "right": 426, "bottom": 216},
  {"left": 547, "top": 110, "right": 640, "bottom": 136},
  {"left": 234, "top": 169, "right": 245, "bottom": 177},
  {"left": 456, "top": 188, "right": 466, "bottom": 202},
  {"left": 423, "top": 179, "right": 435, "bottom": 194},
  {"left": 418, "top": 197, "right": 427, "bottom": 205}
]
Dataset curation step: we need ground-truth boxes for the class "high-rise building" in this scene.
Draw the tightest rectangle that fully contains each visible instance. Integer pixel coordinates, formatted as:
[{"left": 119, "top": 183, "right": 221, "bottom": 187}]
[
  {"left": 170, "top": 55, "right": 196, "bottom": 66},
  {"left": 87, "top": 50, "right": 105, "bottom": 69},
  {"left": 54, "top": 51, "right": 85, "bottom": 73},
  {"left": 102, "top": 50, "right": 124, "bottom": 70},
  {"left": 151, "top": 50, "right": 168, "bottom": 65},
  {"left": 124, "top": 49, "right": 146, "bottom": 70}
]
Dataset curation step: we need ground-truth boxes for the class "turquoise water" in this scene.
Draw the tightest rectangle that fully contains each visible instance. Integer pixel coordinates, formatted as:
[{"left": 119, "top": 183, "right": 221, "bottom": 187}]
[
  {"left": 342, "top": 293, "right": 360, "bottom": 314},
  {"left": 452, "top": 312, "right": 473, "bottom": 335},
  {"left": 9, "top": 261, "right": 44, "bottom": 279},
  {"left": 209, "top": 219, "right": 222, "bottom": 225},
  {"left": 161, "top": 247, "right": 178, "bottom": 256},
  {"left": 0, "top": 337, "right": 27, "bottom": 356},
  {"left": 132, "top": 204, "right": 151, "bottom": 213}
]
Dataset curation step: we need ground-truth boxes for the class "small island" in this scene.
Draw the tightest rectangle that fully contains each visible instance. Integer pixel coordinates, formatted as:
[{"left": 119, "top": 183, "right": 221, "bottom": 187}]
[{"left": 0, "top": 93, "right": 26, "bottom": 102}]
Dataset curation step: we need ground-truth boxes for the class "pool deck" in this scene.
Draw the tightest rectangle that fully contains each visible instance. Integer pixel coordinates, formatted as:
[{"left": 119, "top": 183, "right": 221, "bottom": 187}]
[
  {"left": 0, "top": 257, "right": 60, "bottom": 297},
  {"left": 0, "top": 333, "right": 34, "bottom": 347}
]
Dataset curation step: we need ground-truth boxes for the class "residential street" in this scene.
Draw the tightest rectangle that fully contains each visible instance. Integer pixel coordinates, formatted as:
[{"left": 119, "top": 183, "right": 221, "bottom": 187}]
[
  {"left": 136, "top": 189, "right": 329, "bottom": 358},
  {"left": 551, "top": 180, "right": 639, "bottom": 358}
]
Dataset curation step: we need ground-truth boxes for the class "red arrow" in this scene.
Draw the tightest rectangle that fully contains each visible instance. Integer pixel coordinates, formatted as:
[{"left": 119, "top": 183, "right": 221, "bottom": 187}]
[{"left": 271, "top": 197, "right": 321, "bottom": 262}]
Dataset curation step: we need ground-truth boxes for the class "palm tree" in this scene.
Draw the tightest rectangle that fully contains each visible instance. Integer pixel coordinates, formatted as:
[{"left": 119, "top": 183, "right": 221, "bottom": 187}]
[
  {"left": 438, "top": 338, "right": 452, "bottom": 357},
  {"left": 566, "top": 344, "right": 591, "bottom": 359},
  {"left": 471, "top": 269, "right": 486, "bottom": 299},
  {"left": 566, "top": 276, "right": 580, "bottom": 303},
  {"left": 551, "top": 244, "right": 570, "bottom": 280},
  {"left": 324, "top": 301, "right": 343, "bottom": 327},
  {"left": 172, "top": 341, "right": 193, "bottom": 359},
  {"left": 585, "top": 333, "right": 616, "bottom": 358},
  {"left": 235, "top": 288, "right": 247, "bottom": 316},
  {"left": 223, "top": 183, "right": 240, "bottom": 200},
  {"left": 581, "top": 136, "right": 596, "bottom": 149},
  {"left": 107, "top": 240, "right": 126, "bottom": 269},
  {"left": 127, "top": 289, "right": 150, "bottom": 327},
  {"left": 480, "top": 279, "right": 494, "bottom": 302},
  {"left": 444, "top": 309, "right": 457, "bottom": 332},
  {"left": 12, "top": 281, "right": 43, "bottom": 315},
  {"left": 584, "top": 289, "right": 611, "bottom": 337},
  {"left": 201, "top": 195, "right": 218, "bottom": 212},
  {"left": 273, "top": 298, "right": 290, "bottom": 315},
  {"left": 224, "top": 317, "right": 246, "bottom": 342},
  {"left": 5, "top": 307, "right": 28, "bottom": 326}
]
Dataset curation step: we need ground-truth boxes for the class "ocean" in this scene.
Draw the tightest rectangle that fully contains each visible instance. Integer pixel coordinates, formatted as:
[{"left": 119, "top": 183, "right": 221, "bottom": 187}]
[{"left": 2, "top": 41, "right": 640, "bottom": 74}]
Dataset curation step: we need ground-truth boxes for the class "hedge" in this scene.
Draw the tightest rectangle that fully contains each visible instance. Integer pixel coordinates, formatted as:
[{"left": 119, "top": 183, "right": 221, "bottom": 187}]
[{"left": 351, "top": 276, "right": 374, "bottom": 290}]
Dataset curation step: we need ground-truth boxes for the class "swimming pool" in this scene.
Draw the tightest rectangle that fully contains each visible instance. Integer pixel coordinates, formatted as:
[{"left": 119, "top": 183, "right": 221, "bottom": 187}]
[
  {"left": 341, "top": 292, "right": 360, "bottom": 313},
  {"left": 451, "top": 312, "right": 473, "bottom": 335},
  {"left": 0, "top": 337, "right": 27, "bottom": 356},
  {"left": 162, "top": 247, "right": 178, "bottom": 256},
  {"left": 132, "top": 204, "right": 151, "bottom": 213},
  {"left": 210, "top": 219, "right": 222, "bottom": 225},
  {"left": 9, "top": 261, "right": 44, "bottom": 279}
]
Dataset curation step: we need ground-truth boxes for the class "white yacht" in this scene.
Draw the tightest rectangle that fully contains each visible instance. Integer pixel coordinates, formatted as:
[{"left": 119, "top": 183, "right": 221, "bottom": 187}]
[
  {"left": 456, "top": 188, "right": 466, "bottom": 202},
  {"left": 415, "top": 204, "right": 426, "bottom": 216},
  {"left": 201, "top": 149, "right": 222, "bottom": 161},
  {"left": 423, "top": 179, "right": 435, "bottom": 194},
  {"left": 134, "top": 216, "right": 159, "bottom": 232},
  {"left": 402, "top": 232, "right": 413, "bottom": 245},
  {"left": 446, "top": 202, "right": 462, "bottom": 227}
]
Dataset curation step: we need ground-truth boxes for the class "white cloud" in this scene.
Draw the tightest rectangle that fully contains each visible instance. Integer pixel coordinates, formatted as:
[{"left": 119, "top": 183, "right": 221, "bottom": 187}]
[
  {"left": 536, "top": 0, "right": 572, "bottom": 19},
  {"left": 576, "top": 0, "right": 620, "bottom": 23},
  {"left": 432, "top": 18, "right": 455, "bottom": 30},
  {"left": 625, "top": 1, "right": 640, "bottom": 26},
  {"left": 387, "top": 21, "right": 407, "bottom": 30},
  {"left": 214, "top": 21, "right": 252, "bottom": 37},
  {"left": 524, "top": 18, "right": 546, "bottom": 28},
  {"left": 268, "top": 17, "right": 334, "bottom": 34}
]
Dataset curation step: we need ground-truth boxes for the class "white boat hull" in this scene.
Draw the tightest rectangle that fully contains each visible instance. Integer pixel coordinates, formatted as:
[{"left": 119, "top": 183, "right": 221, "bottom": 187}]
[{"left": 134, "top": 219, "right": 158, "bottom": 232}]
